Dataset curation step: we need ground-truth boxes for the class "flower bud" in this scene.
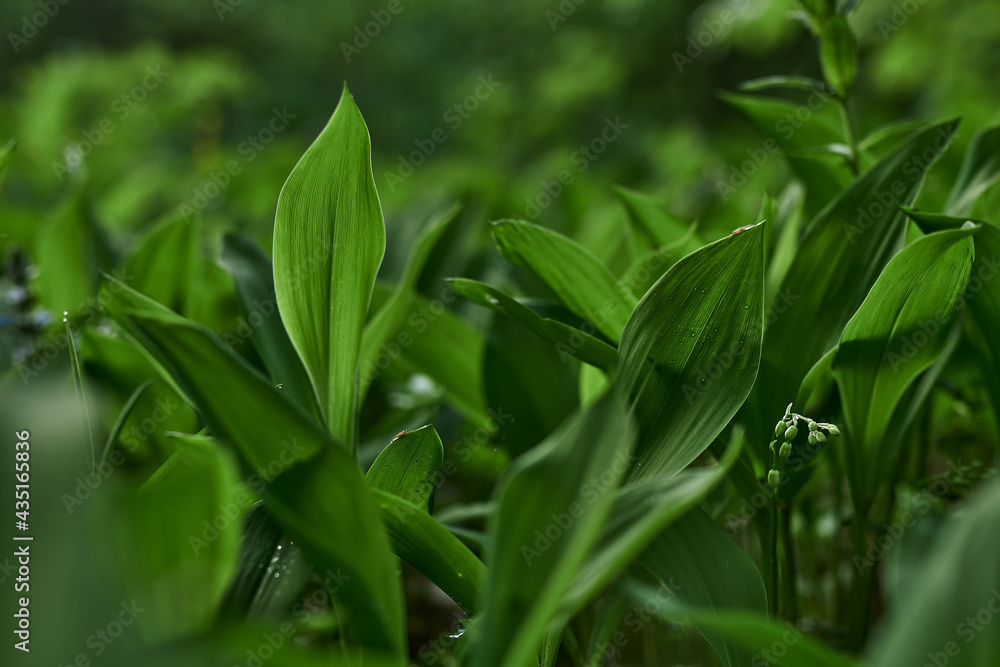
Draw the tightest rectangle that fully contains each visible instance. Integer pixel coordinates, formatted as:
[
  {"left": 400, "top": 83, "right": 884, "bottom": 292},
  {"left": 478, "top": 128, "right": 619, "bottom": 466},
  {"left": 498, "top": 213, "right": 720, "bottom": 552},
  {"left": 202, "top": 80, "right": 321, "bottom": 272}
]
[
  {"left": 808, "top": 432, "right": 817, "bottom": 445},
  {"left": 779, "top": 442, "right": 792, "bottom": 458},
  {"left": 775, "top": 421, "right": 786, "bottom": 437},
  {"left": 808, "top": 420, "right": 818, "bottom": 431},
  {"left": 768, "top": 469, "right": 780, "bottom": 488},
  {"left": 815, "top": 431, "right": 827, "bottom": 443},
  {"left": 784, "top": 425, "right": 798, "bottom": 440},
  {"left": 826, "top": 424, "right": 840, "bottom": 436}
]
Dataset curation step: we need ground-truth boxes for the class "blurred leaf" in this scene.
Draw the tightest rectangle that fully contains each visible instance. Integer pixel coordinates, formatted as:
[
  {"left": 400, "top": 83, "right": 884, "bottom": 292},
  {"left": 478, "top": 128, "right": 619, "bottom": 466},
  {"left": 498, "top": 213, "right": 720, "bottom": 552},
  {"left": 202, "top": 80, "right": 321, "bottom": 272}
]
[
  {"left": 833, "top": 225, "right": 976, "bottom": 508},
  {"left": 869, "top": 478, "right": 1000, "bottom": 666},
  {"left": 448, "top": 278, "right": 616, "bottom": 370},
  {"left": 562, "top": 440, "right": 741, "bottom": 617},
  {"left": 489, "top": 219, "right": 635, "bottom": 342},
  {"left": 220, "top": 233, "right": 321, "bottom": 420},
  {"left": 100, "top": 434, "right": 242, "bottom": 643},
  {"left": 474, "top": 393, "right": 635, "bottom": 667},
  {"left": 820, "top": 15, "right": 856, "bottom": 97},
  {"left": 366, "top": 424, "right": 443, "bottom": 512},
  {"left": 627, "top": 581, "right": 856, "bottom": 667},
  {"left": 639, "top": 508, "right": 768, "bottom": 667},
  {"left": 738, "top": 76, "right": 832, "bottom": 94},
  {"left": 110, "top": 284, "right": 405, "bottom": 653},
  {"left": 273, "top": 85, "right": 385, "bottom": 450},
  {"left": 618, "top": 222, "right": 764, "bottom": 481},
  {"left": 746, "top": 119, "right": 959, "bottom": 465},
  {"left": 34, "top": 190, "right": 98, "bottom": 316},
  {"left": 359, "top": 203, "right": 461, "bottom": 399},
  {"left": 946, "top": 123, "right": 1000, "bottom": 217},
  {"left": 0, "top": 138, "right": 14, "bottom": 187},
  {"left": 615, "top": 186, "right": 703, "bottom": 252}
]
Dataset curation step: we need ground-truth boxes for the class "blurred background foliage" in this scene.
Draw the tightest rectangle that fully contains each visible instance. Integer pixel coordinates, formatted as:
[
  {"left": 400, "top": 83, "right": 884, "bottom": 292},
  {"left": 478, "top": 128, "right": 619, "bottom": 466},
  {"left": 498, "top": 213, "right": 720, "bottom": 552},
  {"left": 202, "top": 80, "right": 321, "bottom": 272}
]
[{"left": 1, "top": 0, "right": 1000, "bottom": 664}]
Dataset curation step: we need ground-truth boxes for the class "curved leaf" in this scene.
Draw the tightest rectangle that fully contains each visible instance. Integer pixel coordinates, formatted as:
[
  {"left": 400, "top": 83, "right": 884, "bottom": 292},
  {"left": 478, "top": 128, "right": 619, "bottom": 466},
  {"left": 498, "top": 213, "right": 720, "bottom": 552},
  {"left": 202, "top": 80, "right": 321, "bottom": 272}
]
[
  {"left": 832, "top": 224, "right": 977, "bottom": 508},
  {"left": 489, "top": 219, "right": 635, "bottom": 342},
  {"left": 273, "top": 85, "right": 385, "bottom": 450},
  {"left": 366, "top": 424, "right": 444, "bottom": 512},
  {"left": 618, "top": 222, "right": 765, "bottom": 481}
]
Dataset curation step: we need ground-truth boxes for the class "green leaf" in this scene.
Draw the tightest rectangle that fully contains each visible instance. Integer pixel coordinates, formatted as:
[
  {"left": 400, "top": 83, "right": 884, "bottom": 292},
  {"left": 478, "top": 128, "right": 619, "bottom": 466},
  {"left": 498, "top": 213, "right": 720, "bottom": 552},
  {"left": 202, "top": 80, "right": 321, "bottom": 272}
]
[
  {"left": 820, "top": 15, "right": 857, "bottom": 97},
  {"left": 474, "top": 393, "right": 636, "bottom": 667},
  {"left": 35, "top": 190, "right": 99, "bottom": 316},
  {"left": 373, "top": 488, "right": 486, "bottom": 616},
  {"left": 366, "top": 424, "right": 444, "bottom": 512},
  {"left": 832, "top": 224, "right": 977, "bottom": 508},
  {"left": 746, "top": 119, "right": 959, "bottom": 465},
  {"left": 448, "top": 278, "right": 617, "bottom": 371},
  {"left": 868, "top": 478, "right": 1000, "bottom": 666},
  {"left": 904, "top": 209, "right": 1000, "bottom": 430},
  {"left": 273, "top": 85, "right": 385, "bottom": 450},
  {"left": 945, "top": 123, "right": 1000, "bottom": 217},
  {"left": 0, "top": 138, "right": 15, "bottom": 188},
  {"left": 738, "top": 76, "right": 832, "bottom": 94},
  {"left": 110, "top": 285, "right": 405, "bottom": 654},
  {"left": 489, "top": 219, "right": 635, "bottom": 342},
  {"left": 639, "top": 508, "right": 768, "bottom": 667},
  {"left": 98, "top": 434, "right": 242, "bottom": 643},
  {"left": 615, "top": 186, "right": 703, "bottom": 253},
  {"left": 220, "top": 233, "right": 321, "bottom": 420},
  {"left": 562, "top": 440, "right": 741, "bottom": 617},
  {"left": 627, "top": 582, "right": 856, "bottom": 667},
  {"left": 359, "top": 203, "right": 461, "bottom": 399},
  {"left": 618, "top": 222, "right": 765, "bottom": 481}
]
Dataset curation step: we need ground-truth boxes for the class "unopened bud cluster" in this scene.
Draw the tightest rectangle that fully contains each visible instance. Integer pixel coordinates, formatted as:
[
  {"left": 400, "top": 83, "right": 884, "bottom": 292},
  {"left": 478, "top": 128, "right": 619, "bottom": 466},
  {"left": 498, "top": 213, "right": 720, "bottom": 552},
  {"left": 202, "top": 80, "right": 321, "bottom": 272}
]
[{"left": 767, "top": 402, "right": 840, "bottom": 489}]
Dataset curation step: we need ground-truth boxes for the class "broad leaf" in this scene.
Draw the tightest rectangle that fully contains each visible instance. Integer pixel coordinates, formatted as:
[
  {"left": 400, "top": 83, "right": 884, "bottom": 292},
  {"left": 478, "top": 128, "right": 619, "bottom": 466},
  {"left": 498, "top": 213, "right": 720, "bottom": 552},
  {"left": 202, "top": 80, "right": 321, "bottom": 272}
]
[
  {"left": 220, "top": 233, "right": 321, "bottom": 420},
  {"left": 359, "top": 203, "right": 461, "bottom": 399},
  {"left": 833, "top": 224, "right": 976, "bottom": 508},
  {"left": 639, "top": 508, "right": 768, "bottom": 667},
  {"left": 489, "top": 219, "right": 635, "bottom": 342},
  {"left": 747, "top": 120, "right": 959, "bottom": 465},
  {"left": 273, "top": 85, "right": 385, "bottom": 450},
  {"left": 618, "top": 222, "right": 765, "bottom": 481},
  {"left": 448, "top": 278, "right": 617, "bottom": 371},
  {"left": 366, "top": 424, "right": 444, "bottom": 512},
  {"left": 819, "top": 15, "right": 856, "bottom": 97},
  {"left": 474, "top": 393, "right": 635, "bottom": 667}
]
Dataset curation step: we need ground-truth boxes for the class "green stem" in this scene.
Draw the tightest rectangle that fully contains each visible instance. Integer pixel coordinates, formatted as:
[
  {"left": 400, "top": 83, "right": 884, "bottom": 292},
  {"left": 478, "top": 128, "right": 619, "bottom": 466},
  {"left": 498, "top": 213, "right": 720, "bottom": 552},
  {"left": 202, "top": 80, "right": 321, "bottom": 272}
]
[
  {"left": 838, "top": 96, "right": 861, "bottom": 177},
  {"left": 848, "top": 510, "right": 873, "bottom": 649},
  {"left": 781, "top": 505, "right": 799, "bottom": 622},
  {"left": 770, "top": 494, "right": 780, "bottom": 618}
]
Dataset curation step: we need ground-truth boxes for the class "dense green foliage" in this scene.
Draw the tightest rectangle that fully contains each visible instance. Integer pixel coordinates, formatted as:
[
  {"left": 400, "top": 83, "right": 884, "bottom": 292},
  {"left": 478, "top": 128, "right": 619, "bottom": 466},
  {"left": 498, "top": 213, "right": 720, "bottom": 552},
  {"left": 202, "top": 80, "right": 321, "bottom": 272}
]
[{"left": 1, "top": 1, "right": 999, "bottom": 666}]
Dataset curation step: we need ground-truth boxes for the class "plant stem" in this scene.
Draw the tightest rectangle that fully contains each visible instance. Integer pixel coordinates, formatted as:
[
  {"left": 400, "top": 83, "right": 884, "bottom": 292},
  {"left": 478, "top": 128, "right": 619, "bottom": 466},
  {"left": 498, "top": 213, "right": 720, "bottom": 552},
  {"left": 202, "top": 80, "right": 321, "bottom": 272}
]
[
  {"left": 770, "top": 494, "right": 780, "bottom": 618},
  {"left": 848, "top": 510, "right": 873, "bottom": 649},
  {"left": 781, "top": 505, "right": 799, "bottom": 622},
  {"left": 838, "top": 96, "right": 861, "bottom": 177}
]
